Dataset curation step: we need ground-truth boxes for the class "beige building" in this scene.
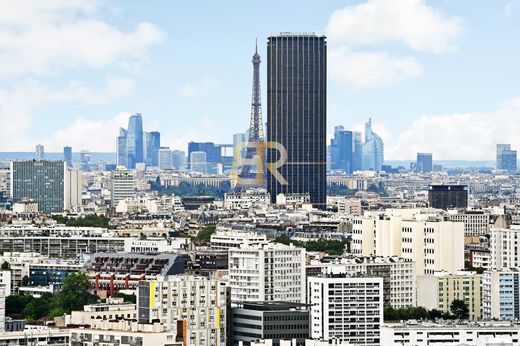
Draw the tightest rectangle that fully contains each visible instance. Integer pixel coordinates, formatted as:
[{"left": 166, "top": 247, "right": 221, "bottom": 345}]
[
  {"left": 352, "top": 209, "right": 465, "bottom": 275},
  {"left": 71, "top": 298, "right": 136, "bottom": 325},
  {"left": 138, "top": 275, "right": 227, "bottom": 346},
  {"left": 417, "top": 271, "right": 482, "bottom": 320}
]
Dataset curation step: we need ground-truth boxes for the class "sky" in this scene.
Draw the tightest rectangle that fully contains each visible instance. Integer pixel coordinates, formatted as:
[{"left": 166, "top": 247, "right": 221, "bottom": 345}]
[{"left": 0, "top": 0, "right": 519, "bottom": 160}]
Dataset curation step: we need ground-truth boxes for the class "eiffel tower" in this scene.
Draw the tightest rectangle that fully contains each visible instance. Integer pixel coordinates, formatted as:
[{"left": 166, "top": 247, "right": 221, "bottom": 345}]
[{"left": 235, "top": 40, "right": 264, "bottom": 190}]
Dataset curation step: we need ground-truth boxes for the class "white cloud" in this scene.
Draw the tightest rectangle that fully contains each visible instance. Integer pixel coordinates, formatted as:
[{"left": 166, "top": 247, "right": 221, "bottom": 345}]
[
  {"left": 0, "top": 77, "right": 135, "bottom": 150},
  {"left": 176, "top": 78, "right": 219, "bottom": 98},
  {"left": 329, "top": 47, "right": 422, "bottom": 89},
  {"left": 385, "top": 97, "right": 520, "bottom": 160},
  {"left": 43, "top": 112, "right": 130, "bottom": 151},
  {"left": 327, "top": 0, "right": 464, "bottom": 54},
  {"left": 505, "top": 0, "right": 520, "bottom": 16},
  {"left": 326, "top": 0, "right": 464, "bottom": 89},
  {"left": 0, "top": 0, "right": 165, "bottom": 78}
]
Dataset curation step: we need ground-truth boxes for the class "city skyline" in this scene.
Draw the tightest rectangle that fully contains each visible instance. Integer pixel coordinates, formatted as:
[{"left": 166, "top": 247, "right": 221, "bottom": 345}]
[{"left": 0, "top": 1, "right": 519, "bottom": 161}]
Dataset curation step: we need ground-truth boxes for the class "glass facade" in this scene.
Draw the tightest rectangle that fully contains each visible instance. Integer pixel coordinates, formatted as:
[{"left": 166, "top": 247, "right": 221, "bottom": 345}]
[
  {"left": 416, "top": 153, "right": 433, "bottom": 173},
  {"left": 266, "top": 33, "right": 327, "bottom": 209},
  {"left": 11, "top": 160, "right": 65, "bottom": 213},
  {"left": 127, "top": 113, "right": 144, "bottom": 169}
]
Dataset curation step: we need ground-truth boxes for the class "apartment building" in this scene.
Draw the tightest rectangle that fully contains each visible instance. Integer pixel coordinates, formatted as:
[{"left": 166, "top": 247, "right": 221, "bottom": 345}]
[
  {"left": 308, "top": 275, "right": 383, "bottom": 346},
  {"left": 417, "top": 271, "right": 482, "bottom": 320},
  {"left": 229, "top": 243, "right": 306, "bottom": 304},
  {"left": 137, "top": 275, "right": 227, "bottom": 346}
]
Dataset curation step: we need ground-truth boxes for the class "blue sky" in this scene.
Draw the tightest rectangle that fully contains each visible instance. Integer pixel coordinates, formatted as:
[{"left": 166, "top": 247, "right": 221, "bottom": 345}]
[{"left": 1, "top": 0, "right": 519, "bottom": 160}]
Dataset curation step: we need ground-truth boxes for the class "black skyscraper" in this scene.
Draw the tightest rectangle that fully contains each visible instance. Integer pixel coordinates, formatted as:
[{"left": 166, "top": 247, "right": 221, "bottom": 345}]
[
  {"left": 266, "top": 33, "right": 327, "bottom": 208},
  {"left": 428, "top": 185, "right": 468, "bottom": 210}
]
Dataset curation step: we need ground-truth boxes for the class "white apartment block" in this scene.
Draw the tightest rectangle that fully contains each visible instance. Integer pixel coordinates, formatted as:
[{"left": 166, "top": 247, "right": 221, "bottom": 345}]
[
  {"left": 381, "top": 321, "right": 520, "bottom": 346},
  {"left": 0, "top": 270, "right": 11, "bottom": 297},
  {"left": 417, "top": 271, "right": 482, "bottom": 320},
  {"left": 229, "top": 242, "right": 306, "bottom": 303},
  {"left": 64, "top": 168, "right": 82, "bottom": 211},
  {"left": 137, "top": 275, "right": 227, "bottom": 346},
  {"left": 490, "top": 226, "right": 520, "bottom": 270},
  {"left": 352, "top": 209, "right": 465, "bottom": 275},
  {"left": 309, "top": 256, "right": 416, "bottom": 308},
  {"left": 482, "top": 269, "right": 520, "bottom": 320},
  {"left": 308, "top": 276, "right": 383, "bottom": 346},
  {"left": 447, "top": 209, "right": 490, "bottom": 236},
  {"left": 111, "top": 168, "right": 135, "bottom": 208},
  {"left": 210, "top": 224, "right": 268, "bottom": 250},
  {"left": 224, "top": 190, "right": 270, "bottom": 210}
]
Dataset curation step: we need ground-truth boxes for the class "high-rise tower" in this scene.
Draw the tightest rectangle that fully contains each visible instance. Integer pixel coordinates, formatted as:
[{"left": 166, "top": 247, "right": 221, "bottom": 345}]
[
  {"left": 266, "top": 33, "right": 327, "bottom": 208},
  {"left": 236, "top": 41, "right": 265, "bottom": 187},
  {"left": 127, "top": 113, "right": 144, "bottom": 169}
]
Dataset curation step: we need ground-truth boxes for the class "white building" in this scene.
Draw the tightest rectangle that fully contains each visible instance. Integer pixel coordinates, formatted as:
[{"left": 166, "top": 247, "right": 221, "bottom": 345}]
[
  {"left": 210, "top": 224, "right": 268, "bottom": 250},
  {"left": 12, "top": 201, "right": 38, "bottom": 213},
  {"left": 490, "top": 226, "right": 520, "bottom": 270},
  {"left": 137, "top": 275, "right": 227, "bottom": 346},
  {"left": 380, "top": 320, "right": 520, "bottom": 346},
  {"left": 111, "top": 168, "right": 135, "bottom": 208},
  {"left": 352, "top": 209, "right": 465, "bottom": 275},
  {"left": 229, "top": 243, "right": 306, "bottom": 304},
  {"left": 309, "top": 256, "right": 416, "bottom": 308},
  {"left": 482, "top": 269, "right": 520, "bottom": 320},
  {"left": 64, "top": 168, "right": 82, "bottom": 211},
  {"left": 69, "top": 320, "right": 182, "bottom": 346},
  {"left": 224, "top": 190, "right": 270, "bottom": 210},
  {"left": 308, "top": 276, "right": 383, "bottom": 346},
  {"left": 71, "top": 298, "right": 137, "bottom": 325}
]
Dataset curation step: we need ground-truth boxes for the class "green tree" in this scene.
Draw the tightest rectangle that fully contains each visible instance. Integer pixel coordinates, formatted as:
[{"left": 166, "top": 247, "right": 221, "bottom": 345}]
[
  {"left": 21, "top": 275, "right": 30, "bottom": 286},
  {"left": 1, "top": 261, "right": 10, "bottom": 270},
  {"left": 21, "top": 293, "right": 52, "bottom": 320},
  {"left": 450, "top": 299, "right": 469, "bottom": 319},
  {"left": 52, "top": 272, "right": 97, "bottom": 313},
  {"left": 194, "top": 225, "right": 216, "bottom": 242},
  {"left": 6, "top": 294, "right": 33, "bottom": 317}
]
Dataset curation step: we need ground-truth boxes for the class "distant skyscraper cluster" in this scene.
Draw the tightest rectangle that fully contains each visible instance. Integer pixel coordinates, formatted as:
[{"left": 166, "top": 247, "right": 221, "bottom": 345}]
[
  {"left": 329, "top": 118, "right": 384, "bottom": 174},
  {"left": 116, "top": 113, "right": 161, "bottom": 169},
  {"left": 496, "top": 144, "right": 517, "bottom": 173}
]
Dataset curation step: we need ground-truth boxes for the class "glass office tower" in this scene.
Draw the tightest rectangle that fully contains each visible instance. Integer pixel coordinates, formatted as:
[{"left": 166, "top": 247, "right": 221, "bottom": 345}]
[
  {"left": 127, "top": 113, "right": 144, "bottom": 169},
  {"left": 266, "top": 33, "right": 327, "bottom": 208}
]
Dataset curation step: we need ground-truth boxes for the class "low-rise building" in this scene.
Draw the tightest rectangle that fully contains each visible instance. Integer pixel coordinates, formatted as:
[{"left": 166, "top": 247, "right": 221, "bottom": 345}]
[
  {"left": 86, "top": 252, "right": 191, "bottom": 297},
  {"left": 69, "top": 320, "right": 182, "bottom": 346},
  {"left": 380, "top": 320, "right": 520, "bottom": 346},
  {"left": 232, "top": 302, "right": 310, "bottom": 346},
  {"left": 71, "top": 298, "right": 137, "bottom": 325}
]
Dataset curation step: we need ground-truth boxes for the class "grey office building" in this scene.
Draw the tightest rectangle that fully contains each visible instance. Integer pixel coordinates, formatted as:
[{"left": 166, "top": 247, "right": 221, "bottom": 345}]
[
  {"left": 10, "top": 160, "right": 65, "bottom": 213},
  {"left": 266, "top": 33, "right": 327, "bottom": 208},
  {"left": 416, "top": 153, "right": 433, "bottom": 173},
  {"left": 497, "top": 144, "right": 517, "bottom": 173},
  {"left": 232, "top": 302, "right": 310, "bottom": 346}
]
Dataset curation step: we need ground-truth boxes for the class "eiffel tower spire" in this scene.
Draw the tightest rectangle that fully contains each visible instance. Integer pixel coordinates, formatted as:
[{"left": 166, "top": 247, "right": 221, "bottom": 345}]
[{"left": 235, "top": 40, "right": 265, "bottom": 189}]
